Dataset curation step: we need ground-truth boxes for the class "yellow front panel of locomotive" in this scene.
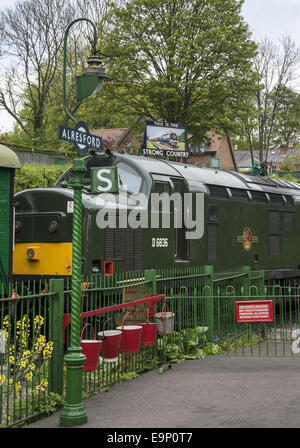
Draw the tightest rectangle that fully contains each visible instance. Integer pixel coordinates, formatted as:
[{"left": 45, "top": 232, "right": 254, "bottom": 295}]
[{"left": 13, "top": 243, "right": 72, "bottom": 276}]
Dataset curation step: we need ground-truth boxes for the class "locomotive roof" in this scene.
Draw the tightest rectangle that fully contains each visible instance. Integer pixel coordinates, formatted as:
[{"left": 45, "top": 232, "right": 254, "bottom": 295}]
[{"left": 118, "top": 154, "right": 300, "bottom": 196}]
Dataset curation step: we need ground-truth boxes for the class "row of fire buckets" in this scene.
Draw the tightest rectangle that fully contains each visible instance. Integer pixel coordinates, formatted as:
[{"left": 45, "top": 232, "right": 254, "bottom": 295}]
[{"left": 80, "top": 306, "right": 175, "bottom": 372}]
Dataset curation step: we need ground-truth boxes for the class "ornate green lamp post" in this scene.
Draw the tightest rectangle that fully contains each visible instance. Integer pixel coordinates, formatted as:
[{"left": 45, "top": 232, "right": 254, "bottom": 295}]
[{"left": 59, "top": 18, "right": 110, "bottom": 427}]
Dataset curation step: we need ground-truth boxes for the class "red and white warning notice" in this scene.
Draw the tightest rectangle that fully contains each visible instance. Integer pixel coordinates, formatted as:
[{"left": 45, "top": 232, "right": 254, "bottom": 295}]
[{"left": 235, "top": 300, "right": 274, "bottom": 323}]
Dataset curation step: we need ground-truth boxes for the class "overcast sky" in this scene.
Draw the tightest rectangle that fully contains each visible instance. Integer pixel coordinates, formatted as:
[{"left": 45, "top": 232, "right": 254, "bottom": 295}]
[
  {"left": 242, "top": 0, "right": 300, "bottom": 45},
  {"left": 1, "top": 0, "right": 300, "bottom": 132}
]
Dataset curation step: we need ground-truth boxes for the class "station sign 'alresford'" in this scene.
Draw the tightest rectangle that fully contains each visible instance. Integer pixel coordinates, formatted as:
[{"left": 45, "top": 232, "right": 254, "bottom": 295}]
[{"left": 58, "top": 120, "right": 102, "bottom": 155}]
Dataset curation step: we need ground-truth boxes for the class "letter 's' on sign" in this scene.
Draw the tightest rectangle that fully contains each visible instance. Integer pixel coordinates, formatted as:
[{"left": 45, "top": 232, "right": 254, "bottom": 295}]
[{"left": 90, "top": 166, "right": 119, "bottom": 193}]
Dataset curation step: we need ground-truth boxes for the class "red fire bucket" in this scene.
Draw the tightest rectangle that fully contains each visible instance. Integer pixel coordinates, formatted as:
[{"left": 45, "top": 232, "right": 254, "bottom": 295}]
[
  {"left": 139, "top": 309, "right": 157, "bottom": 346},
  {"left": 98, "top": 329, "right": 122, "bottom": 362},
  {"left": 80, "top": 324, "right": 102, "bottom": 372},
  {"left": 117, "top": 312, "right": 142, "bottom": 353}
]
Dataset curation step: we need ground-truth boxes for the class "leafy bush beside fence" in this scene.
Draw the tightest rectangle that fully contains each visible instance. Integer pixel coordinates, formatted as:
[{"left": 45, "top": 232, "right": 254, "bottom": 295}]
[{"left": 14, "top": 164, "right": 69, "bottom": 194}]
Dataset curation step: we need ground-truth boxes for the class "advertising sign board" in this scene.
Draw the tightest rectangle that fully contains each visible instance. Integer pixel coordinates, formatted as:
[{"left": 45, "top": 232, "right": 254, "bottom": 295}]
[{"left": 141, "top": 121, "right": 189, "bottom": 158}]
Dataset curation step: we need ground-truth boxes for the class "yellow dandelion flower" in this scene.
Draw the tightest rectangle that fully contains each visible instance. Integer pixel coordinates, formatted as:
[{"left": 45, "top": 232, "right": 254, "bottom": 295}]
[
  {"left": 25, "top": 371, "right": 33, "bottom": 381},
  {"left": 34, "top": 315, "right": 44, "bottom": 329},
  {"left": 20, "top": 360, "right": 27, "bottom": 369},
  {"left": 0, "top": 374, "right": 6, "bottom": 386}
]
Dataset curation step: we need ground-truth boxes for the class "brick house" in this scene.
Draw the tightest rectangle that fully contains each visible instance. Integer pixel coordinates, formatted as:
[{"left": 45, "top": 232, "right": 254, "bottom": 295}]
[{"left": 186, "top": 131, "right": 237, "bottom": 171}]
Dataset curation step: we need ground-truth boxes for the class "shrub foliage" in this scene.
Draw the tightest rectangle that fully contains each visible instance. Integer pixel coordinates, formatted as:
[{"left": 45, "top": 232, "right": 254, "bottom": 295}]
[{"left": 14, "top": 164, "right": 69, "bottom": 193}]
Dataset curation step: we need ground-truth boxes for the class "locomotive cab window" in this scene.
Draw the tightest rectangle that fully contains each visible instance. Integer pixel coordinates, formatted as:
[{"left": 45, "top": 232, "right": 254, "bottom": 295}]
[{"left": 117, "top": 162, "right": 142, "bottom": 194}]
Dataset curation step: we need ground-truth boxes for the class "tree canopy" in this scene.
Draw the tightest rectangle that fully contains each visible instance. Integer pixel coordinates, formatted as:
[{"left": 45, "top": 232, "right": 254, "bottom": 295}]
[
  {"left": 102, "top": 0, "right": 258, "bottom": 142},
  {"left": 5, "top": 0, "right": 300, "bottom": 158}
]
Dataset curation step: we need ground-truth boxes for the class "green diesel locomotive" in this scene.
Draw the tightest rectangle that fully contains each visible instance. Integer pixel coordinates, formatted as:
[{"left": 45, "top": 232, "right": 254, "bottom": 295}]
[{"left": 12, "top": 153, "right": 300, "bottom": 283}]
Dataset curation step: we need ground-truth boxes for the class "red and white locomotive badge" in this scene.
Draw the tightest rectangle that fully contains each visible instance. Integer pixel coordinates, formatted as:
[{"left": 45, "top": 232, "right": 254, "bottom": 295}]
[{"left": 236, "top": 227, "right": 258, "bottom": 251}]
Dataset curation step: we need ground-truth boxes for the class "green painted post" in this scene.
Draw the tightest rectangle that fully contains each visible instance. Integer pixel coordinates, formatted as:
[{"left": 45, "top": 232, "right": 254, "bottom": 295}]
[
  {"left": 257, "top": 270, "right": 265, "bottom": 298},
  {"left": 60, "top": 158, "right": 87, "bottom": 427},
  {"left": 49, "top": 278, "right": 64, "bottom": 395},
  {"left": 144, "top": 269, "right": 157, "bottom": 295},
  {"left": 242, "top": 266, "right": 250, "bottom": 297},
  {"left": 193, "top": 287, "right": 197, "bottom": 328},
  {"left": 204, "top": 265, "right": 214, "bottom": 342}
]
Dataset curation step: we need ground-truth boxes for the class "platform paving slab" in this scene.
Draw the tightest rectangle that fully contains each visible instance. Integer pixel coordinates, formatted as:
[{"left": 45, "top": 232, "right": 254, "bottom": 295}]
[{"left": 25, "top": 355, "right": 300, "bottom": 429}]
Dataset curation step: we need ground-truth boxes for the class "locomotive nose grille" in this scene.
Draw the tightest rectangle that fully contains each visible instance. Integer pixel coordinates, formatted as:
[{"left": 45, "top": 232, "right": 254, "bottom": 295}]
[{"left": 104, "top": 227, "right": 143, "bottom": 272}]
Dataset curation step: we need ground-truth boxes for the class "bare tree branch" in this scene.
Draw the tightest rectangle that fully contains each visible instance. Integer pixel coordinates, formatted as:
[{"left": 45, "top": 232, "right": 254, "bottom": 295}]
[
  {"left": 253, "top": 35, "right": 300, "bottom": 162},
  {"left": 0, "top": 0, "right": 76, "bottom": 138}
]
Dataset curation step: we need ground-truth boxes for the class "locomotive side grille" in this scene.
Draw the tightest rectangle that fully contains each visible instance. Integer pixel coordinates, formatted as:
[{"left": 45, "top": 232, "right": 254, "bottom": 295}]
[
  {"left": 251, "top": 191, "right": 268, "bottom": 203},
  {"left": 269, "top": 235, "right": 281, "bottom": 256},
  {"left": 207, "top": 223, "right": 218, "bottom": 261},
  {"left": 125, "top": 228, "right": 135, "bottom": 271},
  {"left": 134, "top": 228, "right": 143, "bottom": 271},
  {"left": 125, "top": 228, "right": 143, "bottom": 271},
  {"left": 269, "top": 193, "right": 284, "bottom": 206},
  {"left": 285, "top": 195, "right": 294, "bottom": 206},
  {"left": 282, "top": 212, "right": 295, "bottom": 232},
  {"left": 104, "top": 228, "right": 115, "bottom": 259},
  {"left": 207, "top": 185, "right": 228, "bottom": 199},
  {"left": 104, "top": 228, "right": 125, "bottom": 260},
  {"left": 268, "top": 211, "right": 281, "bottom": 233},
  {"left": 230, "top": 188, "right": 249, "bottom": 201},
  {"left": 114, "top": 228, "right": 125, "bottom": 258}
]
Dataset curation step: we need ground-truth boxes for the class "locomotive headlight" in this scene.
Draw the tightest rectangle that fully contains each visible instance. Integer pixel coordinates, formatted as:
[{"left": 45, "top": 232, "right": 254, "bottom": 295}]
[
  {"left": 26, "top": 246, "right": 40, "bottom": 261},
  {"left": 27, "top": 248, "right": 35, "bottom": 259},
  {"left": 48, "top": 220, "right": 58, "bottom": 233}
]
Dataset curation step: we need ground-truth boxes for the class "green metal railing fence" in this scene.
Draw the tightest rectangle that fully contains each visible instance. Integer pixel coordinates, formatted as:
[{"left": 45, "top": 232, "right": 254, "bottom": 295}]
[
  {"left": 0, "top": 279, "right": 62, "bottom": 427},
  {"left": 1, "top": 265, "right": 300, "bottom": 427}
]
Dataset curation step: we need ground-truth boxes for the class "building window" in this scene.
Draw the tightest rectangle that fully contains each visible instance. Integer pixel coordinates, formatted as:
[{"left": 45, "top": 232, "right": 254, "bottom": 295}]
[
  {"left": 210, "top": 158, "right": 221, "bottom": 169},
  {"left": 191, "top": 139, "right": 207, "bottom": 154}
]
